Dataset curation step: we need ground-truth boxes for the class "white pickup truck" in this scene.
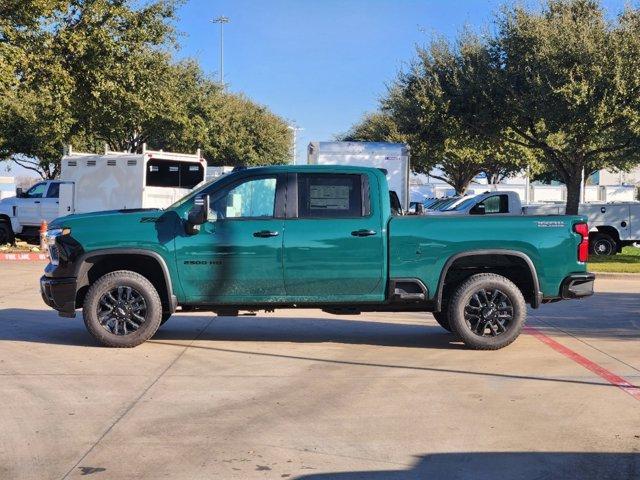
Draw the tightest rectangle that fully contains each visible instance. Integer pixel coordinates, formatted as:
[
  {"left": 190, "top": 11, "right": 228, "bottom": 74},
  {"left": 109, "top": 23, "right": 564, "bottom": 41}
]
[
  {"left": 0, "top": 180, "right": 65, "bottom": 243},
  {"left": 421, "top": 190, "right": 639, "bottom": 255},
  {"left": 425, "top": 191, "right": 522, "bottom": 216}
]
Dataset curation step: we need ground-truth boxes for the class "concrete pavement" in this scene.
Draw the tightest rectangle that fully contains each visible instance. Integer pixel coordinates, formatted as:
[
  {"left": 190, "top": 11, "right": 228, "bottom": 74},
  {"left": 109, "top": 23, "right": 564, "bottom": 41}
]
[{"left": 0, "top": 262, "right": 638, "bottom": 479}]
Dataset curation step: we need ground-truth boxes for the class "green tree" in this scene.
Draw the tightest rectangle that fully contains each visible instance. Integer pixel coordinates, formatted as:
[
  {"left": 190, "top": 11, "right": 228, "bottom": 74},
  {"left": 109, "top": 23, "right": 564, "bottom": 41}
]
[
  {"left": 362, "top": 34, "right": 525, "bottom": 194},
  {"left": 0, "top": 0, "right": 180, "bottom": 177},
  {"left": 340, "top": 112, "right": 405, "bottom": 143},
  {"left": 1, "top": 1, "right": 291, "bottom": 177},
  {"left": 488, "top": 0, "right": 640, "bottom": 213},
  {"left": 202, "top": 93, "right": 291, "bottom": 167}
]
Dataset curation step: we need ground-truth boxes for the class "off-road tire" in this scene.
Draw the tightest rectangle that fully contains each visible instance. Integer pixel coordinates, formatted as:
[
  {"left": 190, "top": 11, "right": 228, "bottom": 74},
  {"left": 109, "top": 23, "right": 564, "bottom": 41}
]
[
  {"left": 0, "top": 222, "right": 14, "bottom": 245},
  {"left": 589, "top": 233, "right": 617, "bottom": 256},
  {"left": 83, "top": 270, "right": 162, "bottom": 348},
  {"left": 448, "top": 273, "right": 526, "bottom": 350}
]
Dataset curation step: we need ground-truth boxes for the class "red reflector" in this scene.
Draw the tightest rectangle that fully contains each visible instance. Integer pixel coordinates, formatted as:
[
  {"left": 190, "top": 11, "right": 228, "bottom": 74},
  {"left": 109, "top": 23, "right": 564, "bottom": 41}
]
[{"left": 574, "top": 222, "right": 589, "bottom": 262}]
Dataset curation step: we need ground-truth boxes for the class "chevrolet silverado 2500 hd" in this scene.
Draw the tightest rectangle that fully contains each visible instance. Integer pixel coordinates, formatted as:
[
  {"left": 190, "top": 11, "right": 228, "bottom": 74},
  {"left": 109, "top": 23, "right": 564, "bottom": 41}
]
[{"left": 40, "top": 166, "right": 594, "bottom": 349}]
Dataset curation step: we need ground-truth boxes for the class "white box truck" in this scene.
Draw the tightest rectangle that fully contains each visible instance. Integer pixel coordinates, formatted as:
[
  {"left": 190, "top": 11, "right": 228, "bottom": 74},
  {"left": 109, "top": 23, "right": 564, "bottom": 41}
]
[
  {"left": 0, "top": 146, "right": 206, "bottom": 244},
  {"left": 307, "top": 142, "right": 410, "bottom": 210}
]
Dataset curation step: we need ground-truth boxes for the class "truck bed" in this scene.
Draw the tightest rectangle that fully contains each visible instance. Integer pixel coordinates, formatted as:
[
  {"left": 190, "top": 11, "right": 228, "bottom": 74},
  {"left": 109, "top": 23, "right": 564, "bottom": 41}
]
[{"left": 389, "top": 214, "right": 587, "bottom": 299}]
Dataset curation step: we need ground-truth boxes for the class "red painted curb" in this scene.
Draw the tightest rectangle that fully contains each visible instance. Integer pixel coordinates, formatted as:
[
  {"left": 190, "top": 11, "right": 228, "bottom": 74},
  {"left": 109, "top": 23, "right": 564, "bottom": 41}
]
[
  {"left": 0, "top": 253, "right": 48, "bottom": 261},
  {"left": 525, "top": 326, "right": 640, "bottom": 402}
]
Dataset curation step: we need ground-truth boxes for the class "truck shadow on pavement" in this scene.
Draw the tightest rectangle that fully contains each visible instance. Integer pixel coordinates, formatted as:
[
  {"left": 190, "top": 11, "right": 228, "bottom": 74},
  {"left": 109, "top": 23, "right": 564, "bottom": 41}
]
[
  {"left": 292, "top": 451, "right": 640, "bottom": 480},
  {"left": 0, "top": 308, "right": 462, "bottom": 350},
  {"left": 1, "top": 289, "right": 638, "bottom": 349}
]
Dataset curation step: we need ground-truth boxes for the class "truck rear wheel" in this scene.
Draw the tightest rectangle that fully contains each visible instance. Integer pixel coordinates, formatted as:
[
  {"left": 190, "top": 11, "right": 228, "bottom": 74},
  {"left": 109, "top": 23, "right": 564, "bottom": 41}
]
[
  {"left": 0, "top": 222, "right": 14, "bottom": 245},
  {"left": 83, "top": 270, "right": 162, "bottom": 348},
  {"left": 448, "top": 273, "right": 526, "bottom": 350},
  {"left": 589, "top": 233, "right": 617, "bottom": 256}
]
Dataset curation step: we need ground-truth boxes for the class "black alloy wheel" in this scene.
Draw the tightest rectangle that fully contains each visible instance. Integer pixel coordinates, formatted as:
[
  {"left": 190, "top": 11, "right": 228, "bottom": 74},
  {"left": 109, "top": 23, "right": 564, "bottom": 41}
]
[
  {"left": 463, "top": 288, "right": 513, "bottom": 337},
  {"left": 448, "top": 273, "right": 526, "bottom": 350},
  {"left": 83, "top": 270, "right": 162, "bottom": 347},
  {"left": 97, "top": 286, "right": 147, "bottom": 336}
]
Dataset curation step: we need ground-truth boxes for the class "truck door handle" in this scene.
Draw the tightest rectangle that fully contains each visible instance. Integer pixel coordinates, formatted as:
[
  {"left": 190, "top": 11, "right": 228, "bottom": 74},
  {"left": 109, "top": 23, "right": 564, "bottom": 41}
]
[
  {"left": 34, "top": 201, "right": 40, "bottom": 204},
  {"left": 253, "top": 230, "right": 279, "bottom": 238},
  {"left": 351, "top": 229, "right": 376, "bottom": 237}
]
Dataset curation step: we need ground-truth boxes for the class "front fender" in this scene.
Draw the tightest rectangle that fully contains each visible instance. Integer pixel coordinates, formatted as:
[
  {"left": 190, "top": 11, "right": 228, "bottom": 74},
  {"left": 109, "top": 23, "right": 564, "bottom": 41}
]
[{"left": 0, "top": 200, "right": 21, "bottom": 234}]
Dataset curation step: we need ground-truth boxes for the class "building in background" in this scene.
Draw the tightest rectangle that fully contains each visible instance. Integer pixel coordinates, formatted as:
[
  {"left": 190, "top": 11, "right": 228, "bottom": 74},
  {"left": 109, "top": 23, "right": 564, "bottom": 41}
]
[
  {"left": 409, "top": 166, "right": 639, "bottom": 204},
  {"left": 0, "top": 176, "right": 16, "bottom": 200}
]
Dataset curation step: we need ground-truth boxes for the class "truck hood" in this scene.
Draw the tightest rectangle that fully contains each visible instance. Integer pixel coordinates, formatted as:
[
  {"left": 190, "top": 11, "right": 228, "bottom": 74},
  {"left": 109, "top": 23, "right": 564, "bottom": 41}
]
[
  {"left": 0, "top": 196, "right": 17, "bottom": 213},
  {"left": 50, "top": 208, "right": 161, "bottom": 228},
  {"left": 50, "top": 208, "right": 181, "bottom": 253}
]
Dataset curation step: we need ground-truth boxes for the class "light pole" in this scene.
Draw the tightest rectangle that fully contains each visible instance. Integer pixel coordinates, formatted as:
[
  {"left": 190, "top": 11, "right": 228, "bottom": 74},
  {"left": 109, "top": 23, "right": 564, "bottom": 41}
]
[
  {"left": 287, "top": 125, "right": 304, "bottom": 165},
  {"left": 211, "top": 16, "right": 230, "bottom": 90}
]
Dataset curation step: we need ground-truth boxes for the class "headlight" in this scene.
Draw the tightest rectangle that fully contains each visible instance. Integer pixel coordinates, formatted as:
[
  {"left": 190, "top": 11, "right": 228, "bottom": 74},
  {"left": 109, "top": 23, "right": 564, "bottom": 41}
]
[{"left": 45, "top": 228, "right": 70, "bottom": 265}]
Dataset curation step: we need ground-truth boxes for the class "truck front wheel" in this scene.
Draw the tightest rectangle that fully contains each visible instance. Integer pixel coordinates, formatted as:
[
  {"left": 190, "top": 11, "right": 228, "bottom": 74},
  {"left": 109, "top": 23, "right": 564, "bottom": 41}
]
[
  {"left": 0, "top": 222, "right": 14, "bottom": 245},
  {"left": 83, "top": 270, "right": 162, "bottom": 347},
  {"left": 448, "top": 273, "right": 526, "bottom": 350}
]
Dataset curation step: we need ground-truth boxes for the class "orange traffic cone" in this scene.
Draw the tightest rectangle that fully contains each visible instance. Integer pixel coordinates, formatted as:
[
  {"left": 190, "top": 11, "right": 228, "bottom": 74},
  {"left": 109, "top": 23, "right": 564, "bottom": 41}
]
[{"left": 40, "top": 220, "right": 48, "bottom": 256}]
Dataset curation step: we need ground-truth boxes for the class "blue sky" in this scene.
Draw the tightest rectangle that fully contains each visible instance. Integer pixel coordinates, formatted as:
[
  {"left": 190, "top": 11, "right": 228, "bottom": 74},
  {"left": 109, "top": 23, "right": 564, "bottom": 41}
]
[
  {"left": 3, "top": 0, "right": 629, "bottom": 176},
  {"left": 176, "top": 0, "right": 627, "bottom": 164},
  {"left": 177, "top": 0, "right": 506, "bottom": 163}
]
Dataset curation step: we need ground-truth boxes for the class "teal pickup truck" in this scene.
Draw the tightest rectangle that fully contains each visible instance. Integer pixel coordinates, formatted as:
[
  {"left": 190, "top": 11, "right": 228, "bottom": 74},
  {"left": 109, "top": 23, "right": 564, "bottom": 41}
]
[{"left": 40, "top": 166, "right": 594, "bottom": 350}]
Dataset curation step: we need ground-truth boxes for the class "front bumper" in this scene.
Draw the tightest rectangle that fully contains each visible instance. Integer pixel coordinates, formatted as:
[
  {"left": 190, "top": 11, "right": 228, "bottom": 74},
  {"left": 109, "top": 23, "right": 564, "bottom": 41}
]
[
  {"left": 40, "top": 276, "right": 77, "bottom": 317},
  {"left": 561, "top": 272, "right": 595, "bottom": 299}
]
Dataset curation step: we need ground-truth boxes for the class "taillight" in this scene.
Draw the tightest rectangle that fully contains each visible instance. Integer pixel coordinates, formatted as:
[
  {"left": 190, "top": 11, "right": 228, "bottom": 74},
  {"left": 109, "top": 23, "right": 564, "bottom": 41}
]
[{"left": 574, "top": 222, "right": 589, "bottom": 262}]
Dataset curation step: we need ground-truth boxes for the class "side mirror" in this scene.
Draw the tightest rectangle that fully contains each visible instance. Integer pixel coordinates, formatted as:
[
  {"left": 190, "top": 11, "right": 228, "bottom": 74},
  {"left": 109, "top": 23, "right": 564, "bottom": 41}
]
[
  {"left": 15, "top": 187, "right": 23, "bottom": 198},
  {"left": 186, "top": 195, "right": 210, "bottom": 234},
  {"left": 470, "top": 203, "right": 486, "bottom": 215},
  {"left": 415, "top": 203, "right": 425, "bottom": 215}
]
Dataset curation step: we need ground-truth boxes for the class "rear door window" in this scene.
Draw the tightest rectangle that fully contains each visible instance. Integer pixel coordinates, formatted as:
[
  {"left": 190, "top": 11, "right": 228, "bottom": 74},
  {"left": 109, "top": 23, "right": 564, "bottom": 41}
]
[{"left": 297, "top": 174, "right": 365, "bottom": 218}]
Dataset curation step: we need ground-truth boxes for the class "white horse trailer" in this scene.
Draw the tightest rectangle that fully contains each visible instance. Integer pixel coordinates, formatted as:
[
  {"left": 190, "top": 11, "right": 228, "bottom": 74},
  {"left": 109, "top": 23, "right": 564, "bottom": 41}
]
[{"left": 58, "top": 146, "right": 207, "bottom": 217}]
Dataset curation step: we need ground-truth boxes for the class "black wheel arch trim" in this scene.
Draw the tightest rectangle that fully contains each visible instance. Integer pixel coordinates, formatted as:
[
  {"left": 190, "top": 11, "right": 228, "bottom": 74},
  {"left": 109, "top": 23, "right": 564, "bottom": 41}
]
[
  {"left": 74, "top": 248, "right": 177, "bottom": 313},
  {"left": 434, "top": 249, "right": 542, "bottom": 312}
]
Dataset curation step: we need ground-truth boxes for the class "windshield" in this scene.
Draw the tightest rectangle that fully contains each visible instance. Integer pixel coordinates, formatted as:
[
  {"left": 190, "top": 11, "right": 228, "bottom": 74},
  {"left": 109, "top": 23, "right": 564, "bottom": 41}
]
[
  {"left": 426, "top": 199, "right": 449, "bottom": 210},
  {"left": 434, "top": 198, "right": 459, "bottom": 211},
  {"left": 165, "top": 176, "right": 224, "bottom": 210},
  {"left": 446, "top": 197, "right": 478, "bottom": 211}
]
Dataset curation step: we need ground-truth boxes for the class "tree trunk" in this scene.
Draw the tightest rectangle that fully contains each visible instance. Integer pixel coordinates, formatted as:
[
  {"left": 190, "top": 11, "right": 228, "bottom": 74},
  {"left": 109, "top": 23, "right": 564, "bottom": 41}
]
[
  {"left": 454, "top": 178, "right": 469, "bottom": 195},
  {"left": 565, "top": 174, "right": 582, "bottom": 215}
]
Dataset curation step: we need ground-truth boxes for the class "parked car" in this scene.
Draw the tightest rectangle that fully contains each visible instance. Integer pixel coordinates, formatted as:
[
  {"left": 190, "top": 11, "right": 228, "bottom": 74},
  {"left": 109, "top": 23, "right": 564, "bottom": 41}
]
[{"left": 41, "top": 165, "right": 594, "bottom": 350}]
